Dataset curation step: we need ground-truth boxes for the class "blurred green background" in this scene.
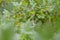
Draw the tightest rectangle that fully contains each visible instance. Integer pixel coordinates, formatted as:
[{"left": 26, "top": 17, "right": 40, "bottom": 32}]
[{"left": 0, "top": 0, "right": 60, "bottom": 40}]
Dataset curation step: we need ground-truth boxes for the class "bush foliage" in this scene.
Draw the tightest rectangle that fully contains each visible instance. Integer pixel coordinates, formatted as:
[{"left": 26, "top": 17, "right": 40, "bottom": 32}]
[{"left": 0, "top": 0, "right": 60, "bottom": 40}]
